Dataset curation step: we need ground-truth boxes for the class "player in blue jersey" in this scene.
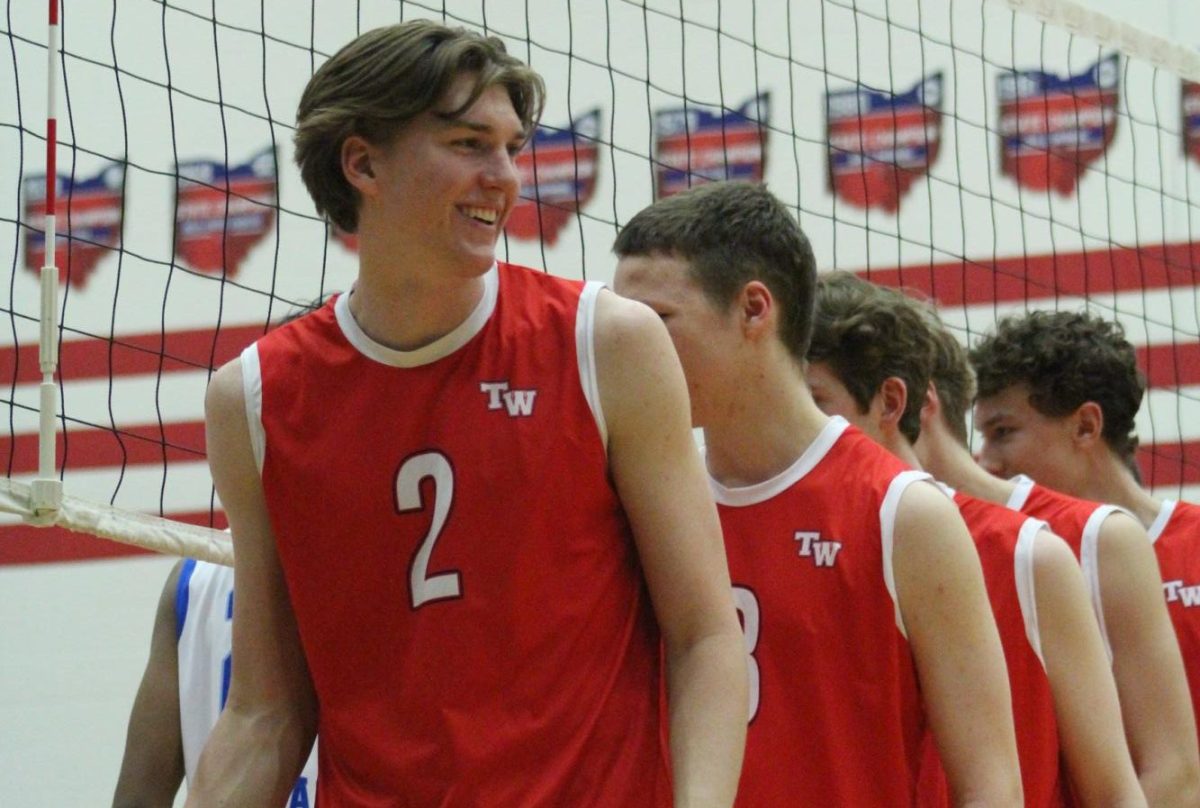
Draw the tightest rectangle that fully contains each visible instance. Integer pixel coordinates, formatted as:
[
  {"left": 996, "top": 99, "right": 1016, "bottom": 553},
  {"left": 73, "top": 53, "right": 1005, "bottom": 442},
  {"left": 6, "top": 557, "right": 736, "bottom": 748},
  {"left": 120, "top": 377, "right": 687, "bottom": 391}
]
[{"left": 112, "top": 558, "right": 318, "bottom": 807}]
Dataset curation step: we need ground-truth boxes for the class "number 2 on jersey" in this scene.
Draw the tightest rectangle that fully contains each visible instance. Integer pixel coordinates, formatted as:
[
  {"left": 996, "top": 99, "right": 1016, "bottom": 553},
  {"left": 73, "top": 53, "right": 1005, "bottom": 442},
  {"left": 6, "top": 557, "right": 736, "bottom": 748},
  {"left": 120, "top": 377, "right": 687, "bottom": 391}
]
[
  {"left": 733, "top": 586, "right": 761, "bottom": 722},
  {"left": 396, "top": 451, "right": 461, "bottom": 609}
]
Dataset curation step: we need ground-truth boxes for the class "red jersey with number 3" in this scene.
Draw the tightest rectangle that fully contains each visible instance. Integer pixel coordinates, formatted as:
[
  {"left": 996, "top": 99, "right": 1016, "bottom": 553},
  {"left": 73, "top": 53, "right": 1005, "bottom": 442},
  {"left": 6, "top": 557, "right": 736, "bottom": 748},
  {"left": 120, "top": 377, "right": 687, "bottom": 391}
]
[
  {"left": 246, "top": 263, "right": 670, "bottom": 807},
  {"left": 1150, "top": 499, "right": 1200, "bottom": 748},
  {"left": 711, "top": 416, "right": 932, "bottom": 806}
]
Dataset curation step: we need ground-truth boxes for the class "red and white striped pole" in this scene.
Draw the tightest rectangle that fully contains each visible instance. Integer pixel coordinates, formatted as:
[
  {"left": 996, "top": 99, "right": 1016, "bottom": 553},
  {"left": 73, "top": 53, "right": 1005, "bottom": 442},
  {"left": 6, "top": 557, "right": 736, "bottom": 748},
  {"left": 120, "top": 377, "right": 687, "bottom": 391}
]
[{"left": 32, "top": 0, "right": 62, "bottom": 514}]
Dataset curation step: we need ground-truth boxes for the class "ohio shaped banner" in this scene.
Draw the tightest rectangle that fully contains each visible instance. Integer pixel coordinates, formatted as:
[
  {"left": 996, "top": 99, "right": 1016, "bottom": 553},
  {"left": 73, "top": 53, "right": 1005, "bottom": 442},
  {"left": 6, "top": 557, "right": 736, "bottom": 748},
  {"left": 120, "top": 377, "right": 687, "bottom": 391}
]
[
  {"left": 23, "top": 161, "right": 125, "bottom": 289},
  {"left": 175, "top": 147, "right": 277, "bottom": 276},
  {"left": 1184, "top": 80, "right": 1200, "bottom": 165},
  {"left": 826, "top": 72, "right": 943, "bottom": 213},
  {"left": 997, "top": 54, "right": 1120, "bottom": 196},
  {"left": 654, "top": 93, "right": 769, "bottom": 199},
  {"left": 505, "top": 109, "right": 601, "bottom": 246}
]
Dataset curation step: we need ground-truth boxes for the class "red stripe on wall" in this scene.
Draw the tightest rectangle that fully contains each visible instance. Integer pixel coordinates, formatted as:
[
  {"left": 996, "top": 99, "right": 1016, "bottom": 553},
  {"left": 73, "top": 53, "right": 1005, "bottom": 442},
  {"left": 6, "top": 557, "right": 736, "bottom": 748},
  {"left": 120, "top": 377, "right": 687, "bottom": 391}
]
[
  {"left": 3, "top": 324, "right": 264, "bottom": 386},
  {"left": 0, "top": 509, "right": 228, "bottom": 565},
  {"left": 1139, "top": 343, "right": 1200, "bottom": 389},
  {"left": 860, "top": 241, "right": 1200, "bottom": 307},
  {"left": 1, "top": 420, "right": 207, "bottom": 476},
  {"left": 1139, "top": 441, "right": 1200, "bottom": 488}
]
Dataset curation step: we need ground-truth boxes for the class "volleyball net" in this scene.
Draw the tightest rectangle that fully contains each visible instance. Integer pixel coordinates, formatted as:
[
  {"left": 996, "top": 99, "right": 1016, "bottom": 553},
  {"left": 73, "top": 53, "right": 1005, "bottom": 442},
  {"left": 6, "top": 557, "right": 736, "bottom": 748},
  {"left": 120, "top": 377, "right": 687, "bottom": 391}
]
[{"left": 2, "top": 0, "right": 1198, "bottom": 564}]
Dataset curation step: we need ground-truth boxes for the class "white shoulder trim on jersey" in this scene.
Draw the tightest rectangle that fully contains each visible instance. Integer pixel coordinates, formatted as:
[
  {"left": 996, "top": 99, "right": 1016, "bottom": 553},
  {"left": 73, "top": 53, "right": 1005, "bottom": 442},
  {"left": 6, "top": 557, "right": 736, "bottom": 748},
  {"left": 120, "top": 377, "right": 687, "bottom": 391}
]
[
  {"left": 1006, "top": 474, "right": 1035, "bottom": 510},
  {"left": 708, "top": 416, "right": 850, "bottom": 506},
  {"left": 240, "top": 344, "right": 265, "bottom": 475},
  {"left": 576, "top": 281, "right": 607, "bottom": 451},
  {"left": 1082, "top": 504, "right": 1124, "bottom": 663},
  {"left": 880, "top": 469, "right": 935, "bottom": 639},
  {"left": 333, "top": 265, "right": 499, "bottom": 368},
  {"left": 1148, "top": 499, "right": 1178, "bottom": 544},
  {"left": 1014, "top": 518, "right": 1050, "bottom": 670}
]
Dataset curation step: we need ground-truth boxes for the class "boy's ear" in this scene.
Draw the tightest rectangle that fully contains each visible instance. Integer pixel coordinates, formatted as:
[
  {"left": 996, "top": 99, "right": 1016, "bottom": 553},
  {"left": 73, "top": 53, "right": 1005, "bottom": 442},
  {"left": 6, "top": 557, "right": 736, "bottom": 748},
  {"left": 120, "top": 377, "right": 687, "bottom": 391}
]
[
  {"left": 341, "top": 135, "right": 377, "bottom": 192},
  {"left": 1071, "top": 400, "right": 1104, "bottom": 449},
  {"left": 876, "top": 376, "right": 909, "bottom": 433},
  {"left": 739, "top": 281, "right": 773, "bottom": 339}
]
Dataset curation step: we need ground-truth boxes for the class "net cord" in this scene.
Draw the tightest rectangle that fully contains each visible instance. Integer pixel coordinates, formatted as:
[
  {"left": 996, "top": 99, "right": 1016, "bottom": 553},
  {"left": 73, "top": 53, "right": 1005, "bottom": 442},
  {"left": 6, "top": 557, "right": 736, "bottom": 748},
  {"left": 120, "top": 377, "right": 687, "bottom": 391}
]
[
  {"left": 1, "top": 478, "right": 234, "bottom": 566},
  {"left": 998, "top": 0, "right": 1200, "bottom": 82}
]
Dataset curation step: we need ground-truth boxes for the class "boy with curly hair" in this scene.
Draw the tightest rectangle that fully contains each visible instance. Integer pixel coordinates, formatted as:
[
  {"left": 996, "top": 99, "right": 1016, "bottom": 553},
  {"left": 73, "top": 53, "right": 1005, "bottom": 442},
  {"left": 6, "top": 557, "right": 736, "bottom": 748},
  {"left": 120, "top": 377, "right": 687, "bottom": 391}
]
[{"left": 972, "top": 310, "right": 1200, "bottom": 767}]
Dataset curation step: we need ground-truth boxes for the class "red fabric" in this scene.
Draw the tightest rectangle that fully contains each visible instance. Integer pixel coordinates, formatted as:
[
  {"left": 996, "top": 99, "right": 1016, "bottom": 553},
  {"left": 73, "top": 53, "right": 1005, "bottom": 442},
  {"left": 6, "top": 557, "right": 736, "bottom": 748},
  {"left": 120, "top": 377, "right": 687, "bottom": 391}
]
[
  {"left": 1153, "top": 500, "right": 1200, "bottom": 750},
  {"left": 256, "top": 263, "right": 669, "bottom": 807},
  {"left": 918, "top": 493, "right": 1067, "bottom": 807},
  {"left": 1014, "top": 482, "right": 1104, "bottom": 559},
  {"left": 719, "top": 426, "right": 927, "bottom": 806}
]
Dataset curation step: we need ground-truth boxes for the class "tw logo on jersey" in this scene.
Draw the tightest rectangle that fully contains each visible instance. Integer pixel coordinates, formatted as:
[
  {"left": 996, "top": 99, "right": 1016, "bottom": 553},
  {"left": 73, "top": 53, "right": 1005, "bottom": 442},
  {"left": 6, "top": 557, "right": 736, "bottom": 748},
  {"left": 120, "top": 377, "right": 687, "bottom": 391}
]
[
  {"left": 1164, "top": 580, "right": 1200, "bottom": 608},
  {"left": 794, "top": 531, "right": 843, "bottom": 567},
  {"left": 480, "top": 381, "right": 538, "bottom": 417}
]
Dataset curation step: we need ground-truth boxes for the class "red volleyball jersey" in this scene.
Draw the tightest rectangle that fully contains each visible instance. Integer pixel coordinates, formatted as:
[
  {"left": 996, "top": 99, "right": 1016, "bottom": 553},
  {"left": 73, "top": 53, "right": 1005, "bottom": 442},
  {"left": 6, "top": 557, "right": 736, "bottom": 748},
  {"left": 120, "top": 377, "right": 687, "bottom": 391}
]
[
  {"left": 1006, "top": 474, "right": 1124, "bottom": 659},
  {"left": 245, "top": 263, "right": 670, "bottom": 807},
  {"left": 917, "top": 493, "right": 1065, "bottom": 807},
  {"left": 1150, "top": 499, "right": 1200, "bottom": 746},
  {"left": 711, "top": 417, "right": 932, "bottom": 806}
]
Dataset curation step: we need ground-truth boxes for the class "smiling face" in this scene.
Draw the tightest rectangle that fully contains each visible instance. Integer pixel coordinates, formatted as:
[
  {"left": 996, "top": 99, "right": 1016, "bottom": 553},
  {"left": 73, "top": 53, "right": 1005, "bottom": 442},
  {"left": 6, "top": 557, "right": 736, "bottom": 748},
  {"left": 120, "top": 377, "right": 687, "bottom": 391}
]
[
  {"left": 362, "top": 73, "right": 526, "bottom": 279},
  {"left": 973, "top": 382, "right": 1084, "bottom": 493},
  {"left": 613, "top": 252, "right": 743, "bottom": 428}
]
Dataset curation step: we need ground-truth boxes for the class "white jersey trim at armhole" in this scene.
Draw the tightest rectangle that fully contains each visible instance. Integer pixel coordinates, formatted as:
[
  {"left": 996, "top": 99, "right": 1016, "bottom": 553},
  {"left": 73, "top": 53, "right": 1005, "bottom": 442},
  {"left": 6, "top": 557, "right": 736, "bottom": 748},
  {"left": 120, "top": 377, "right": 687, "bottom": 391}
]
[
  {"left": 1082, "top": 504, "right": 1123, "bottom": 663},
  {"left": 1007, "top": 474, "right": 1035, "bottom": 511},
  {"left": 240, "top": 345, "right": 265, "bottom": 475},
  {"left": 1014, "top": 518, "right": 1050, "bottom": 669},
  {"left": 577, "top": 281, "right": 607, "bottom": 452},
  {"left": 880, "top": 469, "right": 935, "bottom": 639},
  {"left": 1148, "top": 500, "right": 1178, "bottom": 544}
]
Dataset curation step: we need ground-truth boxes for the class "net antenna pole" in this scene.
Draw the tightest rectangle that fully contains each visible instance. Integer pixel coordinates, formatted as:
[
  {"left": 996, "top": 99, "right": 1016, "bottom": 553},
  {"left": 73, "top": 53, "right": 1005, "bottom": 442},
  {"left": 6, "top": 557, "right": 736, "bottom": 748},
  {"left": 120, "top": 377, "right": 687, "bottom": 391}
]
[{"left": 31, "top": 0, "right": 63, "bottom": 516}]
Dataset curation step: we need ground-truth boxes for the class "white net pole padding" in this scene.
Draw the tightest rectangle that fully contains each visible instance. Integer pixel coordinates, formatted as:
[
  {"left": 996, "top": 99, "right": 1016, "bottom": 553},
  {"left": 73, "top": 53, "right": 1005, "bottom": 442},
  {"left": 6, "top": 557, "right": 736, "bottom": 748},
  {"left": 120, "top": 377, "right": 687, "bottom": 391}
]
[
  {"left": 31, "top": 0, "right": 62, "bottom": 517},
  {"left": 0, "top": 478, "right": 233, "bottom": 566}
]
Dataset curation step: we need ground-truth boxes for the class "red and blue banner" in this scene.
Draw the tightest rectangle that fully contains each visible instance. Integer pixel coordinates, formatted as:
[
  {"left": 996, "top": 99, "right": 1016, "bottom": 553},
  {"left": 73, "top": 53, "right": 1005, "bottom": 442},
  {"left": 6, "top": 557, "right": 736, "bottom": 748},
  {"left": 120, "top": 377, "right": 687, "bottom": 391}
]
[
  {"left": 1184, "top": 80, "right": 1200, "bottom": 165},
  {"left": 997, "top": 54, "right": 1120, "bottom": 196},
  {"left": 174, "top": 147, "right": 277, "bottom": 276},
  {"left": 826, "top": 73, "right": 943, "bottom": 213},
  {"left": 505, "top": 109, "right": 601, "bottom": 246},
  {"left": 654, "top": 93, "right": 769, "bottom": 199},
  {"left": 23, "top": 162, "right": 125, "bottom": 289}
]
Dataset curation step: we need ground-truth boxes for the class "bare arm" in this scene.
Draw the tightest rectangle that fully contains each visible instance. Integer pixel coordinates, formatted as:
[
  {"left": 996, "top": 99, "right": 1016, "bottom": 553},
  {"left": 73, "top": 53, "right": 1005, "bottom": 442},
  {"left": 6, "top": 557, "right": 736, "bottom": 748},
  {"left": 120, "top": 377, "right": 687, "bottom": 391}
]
[
  {"left": 1032, "top": 529, "right": 1145, "bottom": 807},
  {"left": 184, "top": 359, "right": 317, "bottom": 807},
  {"left": 112, "top": 560, "right": 187, "bottom": 808},
  {"left": 595, "top": 290, "right": 746, "bottom": 808},
  {"left": 895, "top": 482, "right": 1022, "bottom": 808},
  {"left": 1099, "top": 512, "right": 1200, "bottom": 807}
]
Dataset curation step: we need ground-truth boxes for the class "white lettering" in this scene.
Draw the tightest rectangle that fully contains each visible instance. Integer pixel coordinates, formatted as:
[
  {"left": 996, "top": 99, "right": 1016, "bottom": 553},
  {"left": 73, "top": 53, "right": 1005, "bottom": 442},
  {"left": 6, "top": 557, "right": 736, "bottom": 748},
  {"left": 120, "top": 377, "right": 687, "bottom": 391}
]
[
  {"left": 502, "top": 389, "right": 537, "bottom": 417},
  {"left": 479, "top": 381, "right": 509, "bottom": 410},
  {"left": 1181, "top": 586, "right": 1200, "bottom": 608},
  {"left": 794, "top": 531, "right": 819, "bottom": 557},
  {"left": 812, "top": 541, "right": 843, "bottom": 567},
  {"left": 1165, "top": 580, "right": 1184, "bottom": 602}
]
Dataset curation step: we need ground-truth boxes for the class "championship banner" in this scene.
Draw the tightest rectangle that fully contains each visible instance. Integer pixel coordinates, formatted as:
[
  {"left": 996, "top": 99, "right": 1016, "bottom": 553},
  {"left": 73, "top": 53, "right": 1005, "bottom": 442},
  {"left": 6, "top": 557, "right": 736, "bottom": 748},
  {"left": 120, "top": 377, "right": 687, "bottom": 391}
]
[
  {"left": 997, "top": 54, "right": 1120, "bottom": 196},
  {"left": 654, "top": 93, "right": 769, "bottom": 199},
  {"left": 1184, "top": 80, "right": 1200, "bottom": 165},
  {"left": 174, "top": 147, "right": 277, "bottom": 276},
  {"left": 826, "top": 73, "right": 943, "bottom": 213},
  {"left": 23, "top": 162, "right": 125, "bottom": 289},
  {"left": 505, "top": 108, "right": 601, "bottom": 246}
]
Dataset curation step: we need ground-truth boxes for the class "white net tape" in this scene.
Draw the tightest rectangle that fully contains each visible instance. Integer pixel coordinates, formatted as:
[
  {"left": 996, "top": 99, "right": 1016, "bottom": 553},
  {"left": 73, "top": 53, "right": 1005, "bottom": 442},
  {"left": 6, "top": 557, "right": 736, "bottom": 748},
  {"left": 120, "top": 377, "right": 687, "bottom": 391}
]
[{"left": 0, "top": 478, "right": 233, "bottom": 566}]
